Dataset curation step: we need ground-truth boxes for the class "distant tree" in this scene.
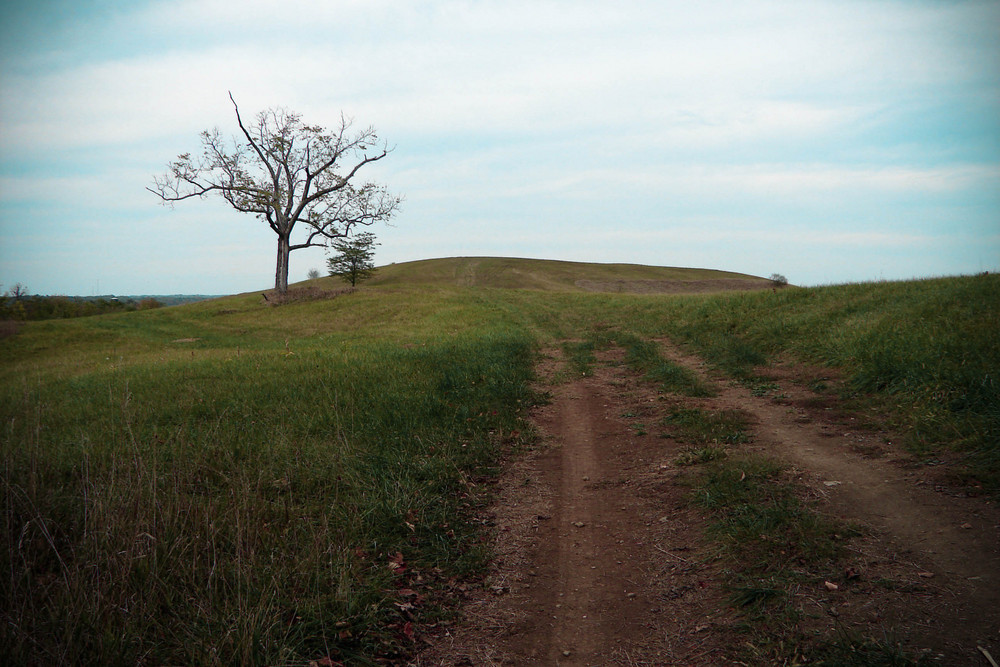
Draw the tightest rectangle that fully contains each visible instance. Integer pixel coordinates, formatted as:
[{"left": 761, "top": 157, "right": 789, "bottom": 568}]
[
  {"left": 327, "top": 232, "right": 379, "bottom": 287},
  {"left": 5, "top": 285, "right": 28, "bottom": 321},
  {"left": 307, "top": 268, "right": 321, "bottom": 280},
  {"left": 149, "top": 93, "right": 401, "bottom": 294},
  {"left": 769, "top": 273, "right": 789, "bottom": 288},
  {"left": 7, "top": 283, "right": 29, "bottom": 300}
]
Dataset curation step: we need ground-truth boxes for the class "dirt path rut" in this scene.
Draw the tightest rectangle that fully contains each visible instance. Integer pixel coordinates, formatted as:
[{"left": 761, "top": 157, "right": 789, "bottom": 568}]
[{"left": 418, "top": 344, "right": 1000, "bottom": 665}]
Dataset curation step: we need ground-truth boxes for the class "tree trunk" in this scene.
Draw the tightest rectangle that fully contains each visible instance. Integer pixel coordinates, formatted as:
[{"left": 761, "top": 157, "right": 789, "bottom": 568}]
[{"left": 275, "top": 235, "right": 290, "bottom": 294}]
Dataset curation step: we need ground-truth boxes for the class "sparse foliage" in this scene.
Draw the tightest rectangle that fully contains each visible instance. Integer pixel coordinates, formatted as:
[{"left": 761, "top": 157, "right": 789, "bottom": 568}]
[
  {"left": 327, "top": 232, "right": 379, "bottom": 286},
  {"left": 306, "top": 268, "right": 321, "bottom": 280},
  {"left": 149, "top": 93, "right": 401, "bottom": 294}
]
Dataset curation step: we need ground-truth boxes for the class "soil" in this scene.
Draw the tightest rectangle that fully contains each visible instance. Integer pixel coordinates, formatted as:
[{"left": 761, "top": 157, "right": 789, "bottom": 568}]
[{"left": 416, "top": 342, "right": 1000, "bottom": 666}]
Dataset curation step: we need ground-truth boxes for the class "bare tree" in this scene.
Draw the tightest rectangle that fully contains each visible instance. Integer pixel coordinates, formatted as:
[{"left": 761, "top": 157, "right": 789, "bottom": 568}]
[
  {"left": 7, "top": 283, "right": 29, "bottom": 300},
  {"left": 149, "top": 93, "right": 401, "bottom": 294}
]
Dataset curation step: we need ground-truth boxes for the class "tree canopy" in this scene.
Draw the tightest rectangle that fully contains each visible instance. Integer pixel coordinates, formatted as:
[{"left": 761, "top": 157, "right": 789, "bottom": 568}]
[{"left": 327, "top": 232, "right": 379, "bottom": 287}]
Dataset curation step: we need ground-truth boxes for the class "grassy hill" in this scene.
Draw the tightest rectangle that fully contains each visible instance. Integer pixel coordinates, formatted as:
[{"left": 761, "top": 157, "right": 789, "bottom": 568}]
[
  {"left": 1, "top": 258, "right": 996, "bottom": 665},
  {"left": 364, "top": 256, "right": 773, "bottom": 292}
]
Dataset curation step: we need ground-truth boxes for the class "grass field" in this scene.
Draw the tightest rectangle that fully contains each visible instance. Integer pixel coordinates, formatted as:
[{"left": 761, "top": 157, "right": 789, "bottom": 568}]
[{"left": 2, "top": 258, "right": 997, "bottom": 664}]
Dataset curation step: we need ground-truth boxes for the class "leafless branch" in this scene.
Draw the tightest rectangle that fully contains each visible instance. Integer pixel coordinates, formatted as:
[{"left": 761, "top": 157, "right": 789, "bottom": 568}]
[{"left": 149, "top": 94, "right": 400, "bottom": 293}]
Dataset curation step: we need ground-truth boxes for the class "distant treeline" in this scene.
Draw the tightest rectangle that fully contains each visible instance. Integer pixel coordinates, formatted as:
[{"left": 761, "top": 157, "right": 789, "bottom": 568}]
[{"left": 0, "top": 294, "right": 167, "bottom": 321}]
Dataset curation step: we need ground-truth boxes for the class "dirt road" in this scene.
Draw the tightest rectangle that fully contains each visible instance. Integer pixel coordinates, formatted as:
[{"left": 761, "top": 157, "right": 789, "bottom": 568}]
[{"left": 418, "top": 343, "right": 1000, "bottom": 665}]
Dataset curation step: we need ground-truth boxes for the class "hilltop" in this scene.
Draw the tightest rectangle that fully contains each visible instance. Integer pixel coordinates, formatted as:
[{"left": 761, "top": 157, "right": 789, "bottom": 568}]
[{"left": 363, "top": 256, "right": 774, "bottom": 293}]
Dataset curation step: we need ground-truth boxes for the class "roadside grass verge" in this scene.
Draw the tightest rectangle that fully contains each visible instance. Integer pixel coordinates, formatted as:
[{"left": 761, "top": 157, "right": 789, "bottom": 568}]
[
  {"left": 597, "top": 274, "right": 999, "bottom": 495},
  {"left": 1, "top": 327, "right": 538, "bottom": 665}
]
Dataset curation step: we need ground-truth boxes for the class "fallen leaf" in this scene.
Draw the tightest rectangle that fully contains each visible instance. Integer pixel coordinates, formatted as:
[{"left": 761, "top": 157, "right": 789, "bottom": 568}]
[
  {"left": 388, "top": 552, "right": 406, "bottom": 572},
  {"left": 824, "top": 581, "right": 839, "bottom": 591},
  {"left": 917, "top": 571, "right": 935, "bottom": 578}
]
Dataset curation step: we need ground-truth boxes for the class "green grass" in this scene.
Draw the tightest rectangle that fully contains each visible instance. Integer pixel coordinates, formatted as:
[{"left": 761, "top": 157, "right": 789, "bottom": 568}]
[
  {"left": 661, "top": 407, "right": 752, "bottom": 446},
  {"left": 640, "top": 275, "right": 999, "bottom": 493},
  {"left": 615, "top": 332, "right": 717, "bottom": 397},
  {"left": 556, "top": 326, "right": 716, "bottom": 397},
  {"left": 368, "top": 256, "right": 769, "bottom": 292},
  {"left": 688, "top": 454, "right": 884, "bottom": 662},
  {"left": 2, "top": 260, "right": 996, "bottom": 663},
  {"left": 483, "top": 271, "right": 998, "bottom": 494},
  {"left": 561, "top": 339, "right": 598, "bottom": 377},
  {"left": 2, "top": 315, "right": 537, "bottom": 664}
]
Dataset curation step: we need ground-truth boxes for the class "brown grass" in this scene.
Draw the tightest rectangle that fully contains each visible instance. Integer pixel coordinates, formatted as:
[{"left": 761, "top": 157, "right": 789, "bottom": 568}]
[
  {"left": 0, "top": 320, "right": 21, "bottom": 339},
  {"left": 260, "top": 285, "right": 355, "bottom": 305}
]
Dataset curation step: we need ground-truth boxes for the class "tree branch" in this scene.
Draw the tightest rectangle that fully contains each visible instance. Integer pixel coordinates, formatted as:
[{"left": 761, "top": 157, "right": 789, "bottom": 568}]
[{"left": 151, "top": 95, "right": 400, "bottom": 294}]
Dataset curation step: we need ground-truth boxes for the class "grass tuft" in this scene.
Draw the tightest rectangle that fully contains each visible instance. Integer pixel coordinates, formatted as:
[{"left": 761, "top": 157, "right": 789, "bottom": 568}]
[
  {"left": 660, "top": 407, "right": 752, "bottom": 445},
  {"left": 615, "top": 332, "right": 716, "bottom": 397}
]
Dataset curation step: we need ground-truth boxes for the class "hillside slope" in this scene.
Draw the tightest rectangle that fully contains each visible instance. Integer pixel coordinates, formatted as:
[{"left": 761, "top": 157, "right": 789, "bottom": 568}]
[{"left": 365, "top": 257, "right": 772, "bottom": 293}]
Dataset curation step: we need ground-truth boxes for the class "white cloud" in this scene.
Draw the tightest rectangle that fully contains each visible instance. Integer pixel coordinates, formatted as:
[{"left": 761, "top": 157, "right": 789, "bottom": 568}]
[
  {"left": 4, "top": 0, "right": 978, "bottom": 151},
  {"left": 1, "top": 0, "right": 998, "bottom": 293}
]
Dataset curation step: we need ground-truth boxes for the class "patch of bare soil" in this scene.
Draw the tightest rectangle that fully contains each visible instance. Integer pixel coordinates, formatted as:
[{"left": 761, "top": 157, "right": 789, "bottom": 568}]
[
  {"left": 574, "top": 279, "right": 771, "bottom": 294},
  {"left": 261, "top": 286, "right": 355, "bottom": 305},
  {"left": 417, "top": 343, "right": 1000, "bottom": 665},
  {"left": 417, "top": 351, "right": 736, "bottom": 665}
]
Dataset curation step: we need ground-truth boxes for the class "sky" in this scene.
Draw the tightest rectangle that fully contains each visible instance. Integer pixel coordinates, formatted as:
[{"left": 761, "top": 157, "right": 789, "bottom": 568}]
[{"left": 1, "top": 0, "right": 998, "bottom": 295}]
